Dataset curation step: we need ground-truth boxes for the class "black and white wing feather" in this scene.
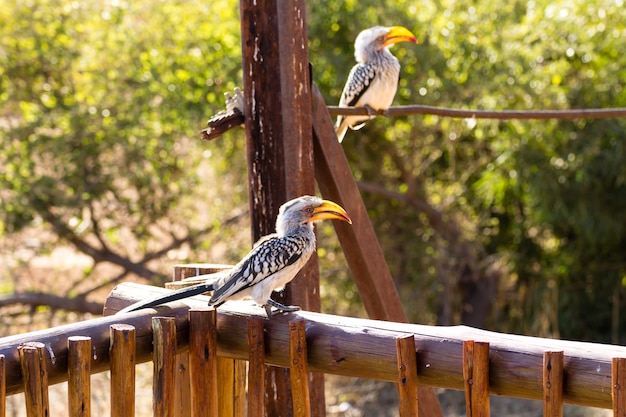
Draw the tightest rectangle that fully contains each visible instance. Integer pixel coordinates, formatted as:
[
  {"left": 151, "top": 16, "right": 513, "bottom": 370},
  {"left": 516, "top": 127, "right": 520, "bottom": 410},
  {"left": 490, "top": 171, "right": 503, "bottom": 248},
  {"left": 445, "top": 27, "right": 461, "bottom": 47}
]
[
  {"left": 209, "top": 233, "right": 311, "bottom": 306},
  {"left": 339, "top": 62, "right": 377, "bottom": 109}
]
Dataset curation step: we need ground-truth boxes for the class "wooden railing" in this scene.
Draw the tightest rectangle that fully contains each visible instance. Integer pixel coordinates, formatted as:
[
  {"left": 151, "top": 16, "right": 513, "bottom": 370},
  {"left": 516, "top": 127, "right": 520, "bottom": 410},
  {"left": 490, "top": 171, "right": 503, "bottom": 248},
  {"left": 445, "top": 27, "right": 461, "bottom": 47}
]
[{"left": 2, "top": 281, "right": 626, "bottom": 416}]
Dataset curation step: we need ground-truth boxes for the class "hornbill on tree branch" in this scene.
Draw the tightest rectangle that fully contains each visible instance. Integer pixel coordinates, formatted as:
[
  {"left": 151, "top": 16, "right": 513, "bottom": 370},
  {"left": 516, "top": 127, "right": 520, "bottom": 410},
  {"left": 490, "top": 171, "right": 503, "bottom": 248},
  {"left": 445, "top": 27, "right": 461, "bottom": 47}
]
[
  {"left": 335, "top": 26, "right": 418, "bottom": 142},
  {"left": 118, "top": 196, "right": 352, "bottom": 317}
]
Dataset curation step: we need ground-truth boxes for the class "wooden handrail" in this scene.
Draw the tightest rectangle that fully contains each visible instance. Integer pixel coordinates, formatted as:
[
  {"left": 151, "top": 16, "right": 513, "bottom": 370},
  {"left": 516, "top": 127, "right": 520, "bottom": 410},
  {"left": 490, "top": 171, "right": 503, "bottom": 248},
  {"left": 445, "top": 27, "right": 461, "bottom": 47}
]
[{"left": 3, "top": 281, "right": 626, "bottom": 411}]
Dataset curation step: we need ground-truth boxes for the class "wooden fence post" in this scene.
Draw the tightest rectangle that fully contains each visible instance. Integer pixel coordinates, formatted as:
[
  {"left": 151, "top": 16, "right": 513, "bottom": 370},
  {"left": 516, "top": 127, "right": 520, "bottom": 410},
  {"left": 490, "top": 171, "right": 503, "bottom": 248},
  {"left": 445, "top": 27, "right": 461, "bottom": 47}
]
[
  {"left": 289, "top": 320, "right": 311, "bottom": 417},
  {"left": 463, "top": 340, "right": 490, "bottom": 417},
  {"left": 18, "top": 342, "right": 49, "bottom": 417},
  {"left": 248, "top": 318, "right": 266, "bottom": 417},
  {"left": 189, "top": 308, "right": 219, "bottom": 417},
  {"left": 153, "top": 317, "right": 177, "bottom": 417},
  {"left": 110, "top": 324, "right": 136, "bottom": 417},
  {"left": 543, "top": 351, "right": 564, "bottom": 417},
  {"left": 613, "top": 357, "right": 626, "bottom": 416},
  {"left": 396, "top": 335, "right": 419, "bottom": 417},
  {"left": 68, "top": 336, "right": 92, "bottom": 417}
]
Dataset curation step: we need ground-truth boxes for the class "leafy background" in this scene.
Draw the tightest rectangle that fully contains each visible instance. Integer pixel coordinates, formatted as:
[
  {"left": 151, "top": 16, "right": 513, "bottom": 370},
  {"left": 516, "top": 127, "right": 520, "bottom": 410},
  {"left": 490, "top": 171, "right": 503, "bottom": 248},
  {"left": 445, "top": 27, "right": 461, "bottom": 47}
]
[{"left": 1, "top": 0, "right": 625, "bottom": 415}]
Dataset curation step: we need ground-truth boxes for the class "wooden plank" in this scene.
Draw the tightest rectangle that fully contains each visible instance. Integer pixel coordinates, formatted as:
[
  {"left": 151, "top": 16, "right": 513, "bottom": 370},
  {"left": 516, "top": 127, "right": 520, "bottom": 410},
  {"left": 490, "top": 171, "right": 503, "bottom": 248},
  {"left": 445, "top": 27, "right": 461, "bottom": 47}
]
[
  {"left": 173, "top": 264, "right": 232, "bottom": 282},
  {"left": 396, "top": 335, "right": 419, "bottom": 417},
  {"left": 233, "top": 359, "right": 247, "bottom": 417},
  {"left": 248, "top": 318, "right": 266, "bottom": 417},
  {"left": 289, "top": 320, "right": 311, "bottom": 417},
  {"left": 173, "top": 353, "right": 191, "bottom": 417},
  {"left": 613, "top": 357, "right": 626, "bottom": 416},
  {"left": 543, "top": 351, "right": 564, "bottom": 417},
  {"left": 311, "top": 83, "right": 407, "bottom": 322},
  {"left": 18, "top": 342, "right": 49, "bottom": 417},
  {"left": 216, "top": 358, "right": 236, "bottom": 417},
  {"left": 153, "top": 317, "right": 177, "bottom": 417},
  {"left": 311, "top": 84, "right": 443, "bottom": 417},
  {"left": 110, "top": 324, "right": 135, "bottom": 417},
  {"left": 68, "top": 336, "right": 91, "bottom": 417},
  {"left": 188, "top": 309, "right": 219, "bottom": 417},
  {"left": 463, "top": 340, "right": 490, "bottom": 417}
]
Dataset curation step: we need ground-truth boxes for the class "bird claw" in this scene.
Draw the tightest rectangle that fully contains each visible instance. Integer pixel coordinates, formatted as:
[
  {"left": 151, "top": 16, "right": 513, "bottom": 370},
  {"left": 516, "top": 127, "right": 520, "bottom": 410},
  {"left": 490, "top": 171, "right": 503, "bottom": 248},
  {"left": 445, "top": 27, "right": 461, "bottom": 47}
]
[
  {"left": 264, "top": 299, "right": 301, "bottom": 317},
  {"left": 363, "top": 104, "right": 377, "bottom": 117}
]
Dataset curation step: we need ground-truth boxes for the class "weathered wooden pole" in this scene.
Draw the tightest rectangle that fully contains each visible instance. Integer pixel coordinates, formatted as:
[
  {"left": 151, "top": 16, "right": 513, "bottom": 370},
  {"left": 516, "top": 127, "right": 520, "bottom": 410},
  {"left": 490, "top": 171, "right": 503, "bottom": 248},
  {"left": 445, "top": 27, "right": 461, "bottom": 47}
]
[{"left": 239, "top": 0, "right": 322, "bottom": 415}]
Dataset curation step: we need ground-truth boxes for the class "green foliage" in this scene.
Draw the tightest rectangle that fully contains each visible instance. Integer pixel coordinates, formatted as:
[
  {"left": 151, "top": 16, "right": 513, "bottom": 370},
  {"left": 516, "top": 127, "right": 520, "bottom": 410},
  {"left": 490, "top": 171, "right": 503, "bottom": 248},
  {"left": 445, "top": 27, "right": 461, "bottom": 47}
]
[
  {"left": 2, "top": 0, "right": 626, "bottom": 343},
  {"left": 0, "top": 0, "right": 246, "bottom": 283},
  {"left": 310, "top": 0, "right": 626, "bottom": 340}
]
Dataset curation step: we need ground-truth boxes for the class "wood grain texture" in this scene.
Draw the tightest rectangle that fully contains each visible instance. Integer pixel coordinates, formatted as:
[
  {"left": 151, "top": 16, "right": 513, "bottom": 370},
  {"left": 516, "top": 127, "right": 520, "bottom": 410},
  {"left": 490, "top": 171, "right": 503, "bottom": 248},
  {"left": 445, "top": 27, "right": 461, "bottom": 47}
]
[
  {"left": 152, "top": 317, "right": 177, "bottom": 417},
  {"left": 188, "top": 309, "right": 218, "bottom": 417},
  {"left": 543, "top": 351, "right": 564, "bottom": 417},
  {"left": 396, "top": 335, "right": 419, "bottom": 417},
  {"left": 18, "top": 342, "right": 49, "bottom": 417},
  {"left": 289, "top": 320, "right": 311, "bottom": 417},
  {"left": 463, "top": 341, "right": 490, "bottom": 417},
  {"left": 68, "top": 336, "right": 91, "bottom": 417},
  {"left": 110, "top": 324, "right": 135, "bottom": 417},
  {"left": 247, "top": 318, "right": 265, "bottom": 417},
  {"left": 613, "top": 357, "right": 626, "bottom": 416}
]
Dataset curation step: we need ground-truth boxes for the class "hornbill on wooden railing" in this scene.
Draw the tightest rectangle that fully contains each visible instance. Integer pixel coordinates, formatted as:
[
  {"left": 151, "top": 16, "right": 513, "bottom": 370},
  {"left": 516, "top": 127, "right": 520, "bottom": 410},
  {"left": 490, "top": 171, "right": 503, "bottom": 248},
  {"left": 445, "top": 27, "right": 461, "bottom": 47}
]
[{"left": 118, "top": 196, "right": 351, "bottom": 317}]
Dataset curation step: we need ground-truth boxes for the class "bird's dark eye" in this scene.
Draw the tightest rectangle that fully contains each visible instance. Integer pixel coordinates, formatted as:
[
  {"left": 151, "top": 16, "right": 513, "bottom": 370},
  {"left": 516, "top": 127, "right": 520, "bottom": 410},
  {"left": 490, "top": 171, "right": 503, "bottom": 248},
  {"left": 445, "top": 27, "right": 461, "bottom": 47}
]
[{"left": 304, "top": 207, "right": 314, "bottom": 214}]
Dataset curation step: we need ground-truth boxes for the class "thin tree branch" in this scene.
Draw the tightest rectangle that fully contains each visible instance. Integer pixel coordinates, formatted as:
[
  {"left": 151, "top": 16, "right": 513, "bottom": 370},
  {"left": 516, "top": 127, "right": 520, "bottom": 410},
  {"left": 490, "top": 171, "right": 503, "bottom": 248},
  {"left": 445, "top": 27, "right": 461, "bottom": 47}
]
[
  {"left": 0, "top": 292, "right": 103, "bottom": 315},
  {"left": 140, "top": 209, "right": 247, "bottom": 263},
  {"left": 327, "top": 105, "right": 626, "bottom": 120}
]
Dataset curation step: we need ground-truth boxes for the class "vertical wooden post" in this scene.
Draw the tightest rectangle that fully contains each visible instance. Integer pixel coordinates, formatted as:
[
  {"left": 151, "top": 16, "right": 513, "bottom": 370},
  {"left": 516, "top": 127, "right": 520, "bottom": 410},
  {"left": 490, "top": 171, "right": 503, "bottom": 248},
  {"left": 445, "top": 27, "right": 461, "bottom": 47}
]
[
  {"left": 153, "top": 317, "right": 177, "bottom": 417},
  {"left": 248, "top": 318, "right": 266, "bottom": 417},
  {"left": 396, "top": 335, "right": 419, "bottom": 417},
  {"left": 68, "top": 336, "right": 92, "bottom": 417},
  {"left": 463, "top": 340, "right": 490, "bottom": 417},
  {"left": 173, "top": 353, "right": 191, "bottom": 417},
  {"left": 171, "top": 265, "right": 227, "bottom": 417},
  {"left": 18, "top": 342, "right": 49, "bottom": 417},
  {"left": 289, "top": 320, "right": 311, "bottom": 417},
  {"left": 189, "top": 308, "right": 219, "bottom": 417},
  {"left": 239, "top": 0, "right": 317, "bottom": 308},
  {"left": 240, "top": 0, "right": 322, "bottom": 415},
  {"left": 613, "top": 357, "right": 626, "bottom": 416},
  {"left": 110, "top": 324, "right": 136, "bottom": 417},
  {"left": 0, "top": 354, "right": 5, "bottom": 417},
  {"left": 217, "top": 358, "right": 247, "bottom": 417},
  {"left": 543, "top": 351, "right": 564, "bottom": 417}
]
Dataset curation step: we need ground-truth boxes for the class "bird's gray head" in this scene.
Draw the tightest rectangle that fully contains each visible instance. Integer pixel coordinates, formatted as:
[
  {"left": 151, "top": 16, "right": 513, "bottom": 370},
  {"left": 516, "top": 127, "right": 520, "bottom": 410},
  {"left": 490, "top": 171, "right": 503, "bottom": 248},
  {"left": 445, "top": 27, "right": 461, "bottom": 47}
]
[
  {"left": 354, "top": 26, "right": 418, "bottom": 63},
  {"left": 275, "top": 196, "right": 352, "bottom": 236}
]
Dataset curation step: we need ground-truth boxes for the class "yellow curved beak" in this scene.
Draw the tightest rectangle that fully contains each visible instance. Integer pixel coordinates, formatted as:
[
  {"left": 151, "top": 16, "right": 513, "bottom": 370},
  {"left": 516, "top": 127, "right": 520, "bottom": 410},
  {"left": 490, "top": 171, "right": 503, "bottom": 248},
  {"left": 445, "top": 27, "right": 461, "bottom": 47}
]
[
  {"left": 310, "top": 200, "right": 352, "bottom": 224},
  {"left": 383, "top": 26, "right": 418, "bottom": 47}
]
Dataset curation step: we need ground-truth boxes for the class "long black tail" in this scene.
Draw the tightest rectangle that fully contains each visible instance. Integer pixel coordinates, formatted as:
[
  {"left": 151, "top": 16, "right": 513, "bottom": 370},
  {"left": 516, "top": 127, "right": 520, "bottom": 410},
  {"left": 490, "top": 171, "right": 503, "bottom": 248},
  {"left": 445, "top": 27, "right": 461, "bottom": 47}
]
[{"left": 117, "top": 282, "right": 216, "bottom": 314}]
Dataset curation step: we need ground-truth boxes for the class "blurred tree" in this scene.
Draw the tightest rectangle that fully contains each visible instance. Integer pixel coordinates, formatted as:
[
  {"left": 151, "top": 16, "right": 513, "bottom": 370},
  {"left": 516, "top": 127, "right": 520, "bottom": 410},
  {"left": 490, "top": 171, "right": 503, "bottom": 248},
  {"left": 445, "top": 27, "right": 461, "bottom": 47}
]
[
  {"left": 0, "top": 0, "right": 248, "bottom": 309},
  {"left": 1, "top": 0, "right": 626, "bottom": 346}
]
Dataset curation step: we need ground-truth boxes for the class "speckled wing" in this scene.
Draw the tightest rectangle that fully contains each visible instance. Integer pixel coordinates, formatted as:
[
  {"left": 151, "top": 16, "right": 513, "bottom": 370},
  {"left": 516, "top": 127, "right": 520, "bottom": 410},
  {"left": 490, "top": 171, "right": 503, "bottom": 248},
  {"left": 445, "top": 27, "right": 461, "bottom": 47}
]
[
  {"left": 208, "top": 234, "right": 309, "bottom": 306},
  {"left": 339, "top": 62, "right": 377, "bottom": 108}
]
